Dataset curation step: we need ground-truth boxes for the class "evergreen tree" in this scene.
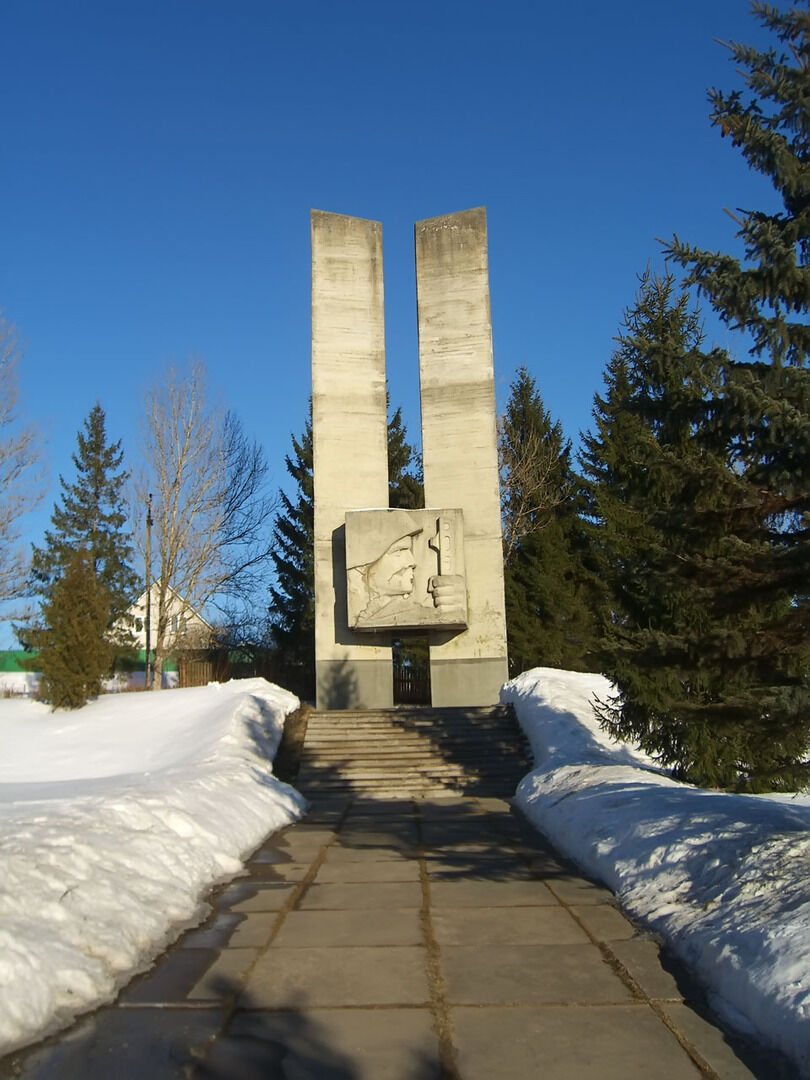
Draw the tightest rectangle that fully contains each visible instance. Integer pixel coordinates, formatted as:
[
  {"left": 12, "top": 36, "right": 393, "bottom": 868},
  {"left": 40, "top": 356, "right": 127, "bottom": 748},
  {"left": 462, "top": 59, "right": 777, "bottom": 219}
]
[
  {"left": 387, "top": 404, "right": 423, "bottom": 509},
  {"left": 268, "top": 405, "right": 315, "bottom": 694},
  {"left": 500, "top": 367, "right": 594, "bottom": 673},
  {"left": 31, "top": 403, "right": 138, "bottom": 630},
  {"left": 581, "top": 270, "right": 809, "bottom": 789},
  {"left": 659, "top": 2, "right": 810, "bottom": 786},
  {"left": 32, "top": 547, "right": 114, "bottom": 708},
  {"left": 268, "top": 399, "right": 423, "bottom": 696}
]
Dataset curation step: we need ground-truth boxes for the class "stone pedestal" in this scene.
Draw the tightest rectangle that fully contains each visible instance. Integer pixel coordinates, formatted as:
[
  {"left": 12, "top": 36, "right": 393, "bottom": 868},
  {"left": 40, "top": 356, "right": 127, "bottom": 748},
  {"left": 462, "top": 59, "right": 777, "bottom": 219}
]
[
  {"left": 311, "top": 210, "right": 393, "bottom": 708},
  {"left": 415, "top": 208, "right": 509, "bottom": 705}
]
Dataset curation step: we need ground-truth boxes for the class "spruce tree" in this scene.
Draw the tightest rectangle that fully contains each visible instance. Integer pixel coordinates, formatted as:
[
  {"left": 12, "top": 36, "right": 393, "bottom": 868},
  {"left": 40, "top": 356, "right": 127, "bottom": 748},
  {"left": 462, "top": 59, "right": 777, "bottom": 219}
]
[
  {"left": 659, "top": 2, "right": 810, "bottom": 787},
  {"left": 268, "top": 399, "right": 424, "bottom": 696},
  {"left": 580, "top": 270, "right": 809, "bottom": 789},
  {"left": 500, "top": 367, "right": 595, "bottom": 673},
  {"left": 268, "top": 406, "right": 315, "bottom": 694},
  {"left": 33, "top": 547, "right": 114, "bottom": 708},
  {"left": 387, "top": 404, "right": 423, "bottom": 510},
  {"left": 31, "top": 403, "right": 138, "bottom": 630}
]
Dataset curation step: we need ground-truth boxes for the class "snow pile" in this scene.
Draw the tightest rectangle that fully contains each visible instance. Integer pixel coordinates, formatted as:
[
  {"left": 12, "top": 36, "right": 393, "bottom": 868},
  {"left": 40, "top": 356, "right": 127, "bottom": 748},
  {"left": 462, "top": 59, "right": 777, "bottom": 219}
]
[
  {"left": 0, "top": 679, "right": 306, "bottom": 1054},
  {"left": 503, "top": 667, "right": 810, "bottom": 1075}
]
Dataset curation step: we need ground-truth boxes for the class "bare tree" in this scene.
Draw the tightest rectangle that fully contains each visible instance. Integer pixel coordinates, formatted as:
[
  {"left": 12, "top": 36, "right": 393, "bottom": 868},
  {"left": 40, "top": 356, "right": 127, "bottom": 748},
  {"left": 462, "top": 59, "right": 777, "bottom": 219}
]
[
  {"left": 499, "top": 421, "right": 573, "bottom": 567},
  {"left": 0, "top": 315, "right": 42, "bottom": 614},
  {"left": 134, "top": 357, "right": 275, "bottom": 686}
]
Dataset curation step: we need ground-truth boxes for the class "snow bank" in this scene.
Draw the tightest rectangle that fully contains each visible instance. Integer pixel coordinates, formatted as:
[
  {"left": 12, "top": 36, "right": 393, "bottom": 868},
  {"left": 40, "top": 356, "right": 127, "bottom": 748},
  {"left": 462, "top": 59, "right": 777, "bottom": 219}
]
[
  {"left": 0, "top": 678, "right": 306, "bottom": 1054},
  {"left": 503, "top": 667, "right": 810, "bottom": 1076}
]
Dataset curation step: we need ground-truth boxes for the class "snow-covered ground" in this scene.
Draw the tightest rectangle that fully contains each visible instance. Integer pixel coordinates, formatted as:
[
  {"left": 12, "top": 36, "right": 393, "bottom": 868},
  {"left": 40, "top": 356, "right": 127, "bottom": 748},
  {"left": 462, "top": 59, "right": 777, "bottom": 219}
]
[
  {"left": 503, "top": 667, "right": 810, "bottom": 1077},
  {"left": 0, "top": 679, "right": 306, "bottom": 1055},
  {"left": 3, "top": 669, "right": 809, "bottom": 1074}
]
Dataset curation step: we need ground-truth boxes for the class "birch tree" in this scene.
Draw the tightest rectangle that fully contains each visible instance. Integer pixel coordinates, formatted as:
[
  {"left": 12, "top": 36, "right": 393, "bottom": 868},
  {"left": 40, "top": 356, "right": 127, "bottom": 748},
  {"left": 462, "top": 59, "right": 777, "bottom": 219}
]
[
  {"left": 0, "top": 314, "right": 41, "bottom": 614},
  {"left": 136, "top": 358, "right": 275, "bottom": 686}
]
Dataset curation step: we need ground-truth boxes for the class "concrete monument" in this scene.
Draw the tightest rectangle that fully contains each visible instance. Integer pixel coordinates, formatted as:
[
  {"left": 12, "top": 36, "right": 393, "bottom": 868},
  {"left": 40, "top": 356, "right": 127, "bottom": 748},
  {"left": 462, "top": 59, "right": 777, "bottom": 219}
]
[
  {"left": 345, "top": 508, "right": 467, "bottom": 631},
  {"left": 312, "top": 207, "right": 508, "bottom": 709}
]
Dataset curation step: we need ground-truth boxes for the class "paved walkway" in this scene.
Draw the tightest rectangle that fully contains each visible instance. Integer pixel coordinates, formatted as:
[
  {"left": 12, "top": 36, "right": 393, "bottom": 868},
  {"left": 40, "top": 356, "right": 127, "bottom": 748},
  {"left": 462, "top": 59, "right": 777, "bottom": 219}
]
[{"left": 3, "top": 797, "right": 776, "bottom": 1079}]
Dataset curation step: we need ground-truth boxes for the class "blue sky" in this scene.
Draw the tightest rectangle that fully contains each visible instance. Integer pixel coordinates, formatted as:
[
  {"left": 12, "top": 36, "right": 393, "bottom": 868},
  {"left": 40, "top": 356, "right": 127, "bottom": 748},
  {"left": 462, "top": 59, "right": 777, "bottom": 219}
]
[{"left": 1, "top": 0, "right": 781, "bottom": 637}]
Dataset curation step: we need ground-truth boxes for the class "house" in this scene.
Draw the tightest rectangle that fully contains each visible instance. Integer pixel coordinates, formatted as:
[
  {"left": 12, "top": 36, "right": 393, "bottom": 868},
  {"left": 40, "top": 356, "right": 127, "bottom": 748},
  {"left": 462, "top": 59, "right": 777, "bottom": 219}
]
[{"left": 126, "top": 582, "right": 215, "bottom": 652}]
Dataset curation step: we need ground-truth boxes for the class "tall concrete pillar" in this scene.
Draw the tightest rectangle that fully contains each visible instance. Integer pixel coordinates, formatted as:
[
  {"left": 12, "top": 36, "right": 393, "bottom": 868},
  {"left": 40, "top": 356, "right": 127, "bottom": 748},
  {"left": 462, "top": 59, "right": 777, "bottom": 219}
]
[
  {"left": 311, "top": 210, "right": 393, "bottom": 708},
  {"left": 415, "top": 207, "right": 509, "bottom": 705}
]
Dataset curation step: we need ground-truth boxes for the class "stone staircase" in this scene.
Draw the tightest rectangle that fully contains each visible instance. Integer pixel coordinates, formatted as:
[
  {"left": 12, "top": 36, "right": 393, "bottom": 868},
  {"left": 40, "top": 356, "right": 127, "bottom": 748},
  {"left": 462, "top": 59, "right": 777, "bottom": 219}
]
[{"left": 293, "top": 704, "right": 533, "bottom": 800}]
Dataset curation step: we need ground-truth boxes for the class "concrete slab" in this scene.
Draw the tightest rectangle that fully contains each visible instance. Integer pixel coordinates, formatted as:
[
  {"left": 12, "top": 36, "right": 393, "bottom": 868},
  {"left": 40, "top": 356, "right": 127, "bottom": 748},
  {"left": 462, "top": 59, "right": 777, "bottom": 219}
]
[
  {"left": 525, "top": 851, "right": 572, "bottom": 875},
  {"left": 659, "top": 1002, "right": 769, "bottom": 1080},
  {"left": 1, "top": 1006, "right": 225, "bottom": 1080},
  {"left": 572, "top": 903, "right": 638, "bottom": 942},
  {"left": 274, "top": 908, "right": 422, "bottom": 947},
  {"left": 452, "top": 1004, "right": 703, "bottom": 1080},
  {"left": 245, "top": 946, "right": 429, "bottom": 1007},
  {"left": 216, "top": 882, "right": 297, "bottom": 913},
  {"left": 319, "top": 846, "right": 419, "bottom": 864},
  {"left": 314, "top": 858, "right": 420, "bottom": 883},
  {"left": 119, "top": 948, "right": 223, "bottom": 1004},
  {"left": 299, "top": 882, "right": 423, "bottom": 910},
  {"left": 346, "top": 799, "right": 415, "bottom": 815},
  {"left": 242, "top": 860, "right": 313, "bottom": 883},
  {"left": 431, "top": 906, "right": 589, "bottom": 946},
  {"left": 201, "top": 1007, "right": 440, "bottom": 1079},
  {"left": 227, "top": 912, "right": 282, "bottom": 948},
  {"left": 609, "top": 938, "right": 685, "bottom": 1001},
  {"left": 429, "top": 879, "right": 557, "bottom": 907},
  {"left": 441, "top": 943, "right": 633, "bottom": 1005},
  {"left": 272, "top": 827, "right": 337, "bottom": 848},
  {"left": 187, "top": 948, "right": 259, "bottom": 1001},
  {"left": 179, "top": 912, "right": 243, "bottom": 949},
  {"left": 337, "top": 830, "right": 419, "bottom": 850},
  {"left": 423, "top": 853, "right": 539, "bottom": 881},
  {"left": 544, "top": 874, "right": 615, "bottom": 905},
  {"left": 337, "top": 821, "right": 419, "bottom": 838}
]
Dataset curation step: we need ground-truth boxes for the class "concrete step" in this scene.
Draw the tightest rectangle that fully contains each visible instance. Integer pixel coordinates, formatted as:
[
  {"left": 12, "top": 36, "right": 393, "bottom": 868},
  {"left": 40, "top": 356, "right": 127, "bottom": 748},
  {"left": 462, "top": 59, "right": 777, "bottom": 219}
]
[{"left": 295, "top": 703, "right": 531, "bottom": 799}]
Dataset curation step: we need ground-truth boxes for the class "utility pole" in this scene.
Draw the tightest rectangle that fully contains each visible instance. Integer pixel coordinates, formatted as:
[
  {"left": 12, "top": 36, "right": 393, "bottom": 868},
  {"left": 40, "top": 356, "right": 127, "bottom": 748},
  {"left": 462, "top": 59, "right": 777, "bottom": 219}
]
[{"left": 145, "top": 493, "right": 153, "bottom": 690}]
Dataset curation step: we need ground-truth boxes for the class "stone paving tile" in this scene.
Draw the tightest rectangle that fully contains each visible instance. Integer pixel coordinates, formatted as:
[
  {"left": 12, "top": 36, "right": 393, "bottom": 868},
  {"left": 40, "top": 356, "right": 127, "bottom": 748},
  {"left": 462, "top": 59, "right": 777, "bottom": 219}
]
[
  {"left": 321, "top": 841, "right": 417, "bottom": 862},
  {"left": 609, "top": 938, "right": 685, "bottom": 1001},
  {"left": 442, "top": 943, "right": 633, "bottom": 1005},
  {"left": 451, "top": 1004, "right": 703, "bottom": 1080},
  {"left": 659, "top": 1002, "right": 768, "bottom": 1080},
  {"left": 1, "top": 1006, "right": 225, "bottom": 1080},
  {"left": 571, "top": 903, "right": 638, "bottom": 942},
  {"left": 244, "top": 946, "right": 430, "bottom": 1007},
  {"left": 274, "top": 827, "right": 336, "bottom": 847},
  {"left": 247, "top": 846, "right": 311, "bottom": 865},
  {"left": 429, "top": 879, "right": 557, "bottom": 907},
  {"left": 423, "top": 852, "right": 537, "bottom": 880},
  {"left": 242, "top": 860, "right": 313, "bottom": 883},
  {"left": 196, "top": 1007, "right": 440, "bottom": 1080},
  {"left": 119, "top": 948, "right": 223, "bottom": 1004},
  {"left": 216, "top": 882, "right": 297, "bottom": 913},
  {"left": 431, "top": 905, "right": 590, "bottom": 946},
  {"left": 237, "top": 859, "right": 313, "bottom": 885},
  {"left": 180, "top": 912, "right": 243, "bottom": 949},
  {"left": 274, "top": 907, "right": 422, "bottom": 947},
  {"left": 187, "top": 948, "right": 260, "bottom": 1001},
  {"left": 299, "top": 881, "right": 423, "bottom": 909},
  {"left": 544, "top": 874, "right": 615, "bottom": 905},
  {"left": 525, "top": 851, "right": 574, "bottom": 875},
  {"left": 226, "top": 911, "right": 281, "bottom": 948},
  {"left": 347, "top": 799, "right": 416, "bottom": 816},
  {"left": 314, "top": 857, "right": 420, "bottom": 883}
]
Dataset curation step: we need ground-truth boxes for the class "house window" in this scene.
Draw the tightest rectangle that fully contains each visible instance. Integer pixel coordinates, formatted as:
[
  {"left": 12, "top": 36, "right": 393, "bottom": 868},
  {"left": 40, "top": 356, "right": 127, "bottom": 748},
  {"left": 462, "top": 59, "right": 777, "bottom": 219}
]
[
  {"left": 171, "top": 615, "right": 179, "bottom": 633},
  {"left": 135, "top": 618, "right": 143, "bottom": 633}
]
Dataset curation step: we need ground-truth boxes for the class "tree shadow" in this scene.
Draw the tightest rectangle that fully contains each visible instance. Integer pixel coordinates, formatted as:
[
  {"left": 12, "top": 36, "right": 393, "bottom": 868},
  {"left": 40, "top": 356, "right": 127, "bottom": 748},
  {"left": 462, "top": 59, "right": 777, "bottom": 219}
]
[{"left": 191, "top": 978, "right": 441, "bottom": 1079}]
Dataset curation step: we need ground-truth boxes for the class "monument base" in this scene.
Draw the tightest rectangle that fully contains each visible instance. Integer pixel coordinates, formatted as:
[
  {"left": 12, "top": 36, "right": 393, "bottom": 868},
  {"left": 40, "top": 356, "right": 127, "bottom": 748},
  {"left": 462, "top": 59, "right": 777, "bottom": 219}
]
[
  {"left": 429, "top": 657, "right": 509, "bottom": 707},
  {"left": 316, "top": 659, "right": 394, "bottom": 710}
]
